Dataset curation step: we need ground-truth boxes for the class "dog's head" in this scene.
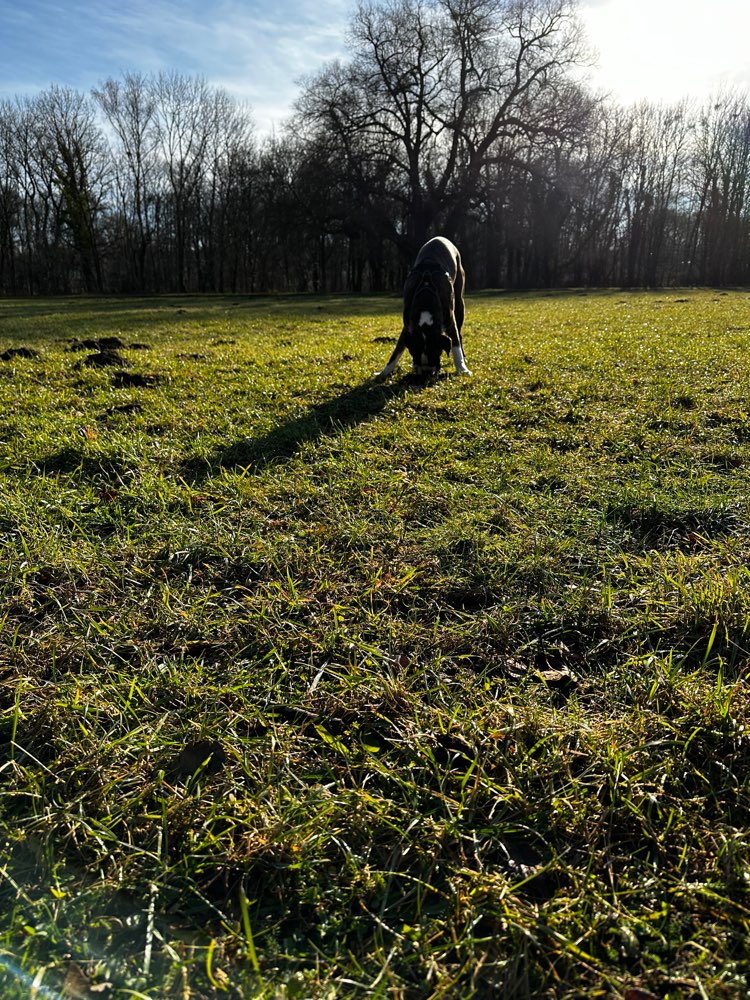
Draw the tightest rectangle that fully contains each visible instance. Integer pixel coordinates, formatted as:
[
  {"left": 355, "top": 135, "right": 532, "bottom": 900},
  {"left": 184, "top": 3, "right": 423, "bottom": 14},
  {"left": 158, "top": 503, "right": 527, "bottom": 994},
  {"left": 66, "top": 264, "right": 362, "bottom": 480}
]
[{"left": 406, "top": 276, "right": 451, "bottom": 375}]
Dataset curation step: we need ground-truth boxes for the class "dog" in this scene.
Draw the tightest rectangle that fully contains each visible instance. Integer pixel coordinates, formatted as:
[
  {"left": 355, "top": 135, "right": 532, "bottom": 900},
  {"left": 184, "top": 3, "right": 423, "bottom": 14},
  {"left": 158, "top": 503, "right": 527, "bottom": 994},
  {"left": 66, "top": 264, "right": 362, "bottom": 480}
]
[{"left": 378, "top": 236, "right": 471, "bottom": 378}]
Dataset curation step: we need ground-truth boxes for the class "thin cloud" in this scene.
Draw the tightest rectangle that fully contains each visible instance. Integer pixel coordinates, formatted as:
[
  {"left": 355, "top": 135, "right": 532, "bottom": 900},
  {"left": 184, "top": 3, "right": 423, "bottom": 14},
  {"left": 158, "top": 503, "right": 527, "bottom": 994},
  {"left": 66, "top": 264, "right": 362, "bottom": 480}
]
[
  {"left": 0, "top": 0, "right": 350, "bottom": 132},
  {"left": 7, "top": 0, "right": 750, "bottom": 135}
]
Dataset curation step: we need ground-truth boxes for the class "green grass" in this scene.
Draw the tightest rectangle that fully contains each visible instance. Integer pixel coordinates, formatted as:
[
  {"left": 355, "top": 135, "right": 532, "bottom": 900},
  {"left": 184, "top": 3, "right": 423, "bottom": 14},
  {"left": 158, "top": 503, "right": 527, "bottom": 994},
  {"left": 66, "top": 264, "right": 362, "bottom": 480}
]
[{"left": 1, "top": 288, "right": 749, "bottom": 998}]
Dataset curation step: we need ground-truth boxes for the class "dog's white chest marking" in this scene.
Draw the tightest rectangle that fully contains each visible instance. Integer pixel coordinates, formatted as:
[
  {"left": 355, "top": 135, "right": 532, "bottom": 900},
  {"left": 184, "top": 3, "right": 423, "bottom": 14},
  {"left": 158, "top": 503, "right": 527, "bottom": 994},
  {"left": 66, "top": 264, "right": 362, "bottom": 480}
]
[{"left": 418, "top": 310, "right": 434, "bottom": 327}]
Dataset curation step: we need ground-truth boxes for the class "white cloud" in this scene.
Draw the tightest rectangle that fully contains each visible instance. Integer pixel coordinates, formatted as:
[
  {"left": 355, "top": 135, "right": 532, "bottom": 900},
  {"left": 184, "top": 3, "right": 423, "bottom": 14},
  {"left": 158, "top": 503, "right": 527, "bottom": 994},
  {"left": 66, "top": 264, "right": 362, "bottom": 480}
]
[
  {"left": 159, "top": 0, "right": 348, "bottom": 131},
  {"left": 0, "top": 0, "right": 351, "bottom": 133}
]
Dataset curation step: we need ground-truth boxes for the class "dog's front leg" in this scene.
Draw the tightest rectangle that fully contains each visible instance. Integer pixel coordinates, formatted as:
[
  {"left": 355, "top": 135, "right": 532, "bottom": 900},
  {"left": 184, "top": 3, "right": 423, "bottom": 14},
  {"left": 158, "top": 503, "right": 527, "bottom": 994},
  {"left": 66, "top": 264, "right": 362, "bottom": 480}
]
[
  {"left": 446, "top": 312, "right": 471, "bottom": 375},
  {"left": 377, "top": 328, "right": 407, "bottom": 378},
  {"left": 451, "top": 340, "right": 472, "bottom": 376}
]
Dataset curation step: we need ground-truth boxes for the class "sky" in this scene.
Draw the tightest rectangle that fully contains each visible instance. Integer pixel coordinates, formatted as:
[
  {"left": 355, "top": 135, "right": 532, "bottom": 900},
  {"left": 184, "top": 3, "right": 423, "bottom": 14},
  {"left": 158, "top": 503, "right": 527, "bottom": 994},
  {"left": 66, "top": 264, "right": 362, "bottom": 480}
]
[
  {"left": 1, "top": 0, "right": 750, "bottom": 133},
  {"left": 579, "top": 0, "right": 750, "bottom": 105}
]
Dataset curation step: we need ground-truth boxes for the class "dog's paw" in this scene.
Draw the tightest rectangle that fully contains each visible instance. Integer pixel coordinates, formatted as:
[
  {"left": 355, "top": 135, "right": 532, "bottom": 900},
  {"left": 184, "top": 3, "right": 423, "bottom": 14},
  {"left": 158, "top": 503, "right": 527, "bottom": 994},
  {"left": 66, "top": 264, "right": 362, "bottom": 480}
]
[{"left": 451, "top": 345, "right": 471, "bottom": 376}]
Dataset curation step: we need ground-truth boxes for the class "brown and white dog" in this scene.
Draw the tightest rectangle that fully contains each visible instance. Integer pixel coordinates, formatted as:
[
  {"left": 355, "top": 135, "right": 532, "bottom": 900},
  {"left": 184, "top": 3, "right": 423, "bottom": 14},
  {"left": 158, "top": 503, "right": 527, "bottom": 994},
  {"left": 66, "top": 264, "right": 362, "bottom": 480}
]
[{"left": 378, "top": 236, "right": 471, "bottom": 378}]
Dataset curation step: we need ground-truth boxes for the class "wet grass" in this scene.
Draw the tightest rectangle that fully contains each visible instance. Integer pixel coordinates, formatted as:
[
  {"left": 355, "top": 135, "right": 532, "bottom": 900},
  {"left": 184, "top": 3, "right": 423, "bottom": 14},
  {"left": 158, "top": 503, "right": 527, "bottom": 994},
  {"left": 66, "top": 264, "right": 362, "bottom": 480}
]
[{"left": 0, "top": 288, "right": 749, "bottom": 998}]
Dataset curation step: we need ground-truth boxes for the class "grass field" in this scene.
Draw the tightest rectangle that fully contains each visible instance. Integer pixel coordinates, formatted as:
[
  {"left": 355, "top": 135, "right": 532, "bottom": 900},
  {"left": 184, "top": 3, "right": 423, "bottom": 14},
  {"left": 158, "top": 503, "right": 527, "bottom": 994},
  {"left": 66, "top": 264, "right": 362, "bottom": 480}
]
[{"left": 0, "top": 288, "right": 749, "bottom": 999}]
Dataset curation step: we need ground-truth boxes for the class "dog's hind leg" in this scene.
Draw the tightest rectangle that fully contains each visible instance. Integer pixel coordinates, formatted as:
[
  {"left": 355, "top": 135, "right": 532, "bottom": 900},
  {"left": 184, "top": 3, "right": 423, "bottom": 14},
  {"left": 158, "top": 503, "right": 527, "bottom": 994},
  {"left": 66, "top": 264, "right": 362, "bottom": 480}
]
[
  {"left": 445, "top": 271, "right": 471, "bottom": 376},
  {"left": 454, "top": 259, "right": 465, "bottom": 335},
  {"left": 377, "top": 327, "right": 407, "bottom": 378}
]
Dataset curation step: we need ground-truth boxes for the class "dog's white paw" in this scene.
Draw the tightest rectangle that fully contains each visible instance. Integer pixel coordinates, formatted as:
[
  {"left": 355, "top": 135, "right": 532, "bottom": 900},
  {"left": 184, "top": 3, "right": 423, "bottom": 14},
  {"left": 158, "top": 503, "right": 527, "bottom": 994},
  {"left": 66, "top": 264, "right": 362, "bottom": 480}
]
[{"left": 451, "top": 345, "right": 471, "bottom": 376}]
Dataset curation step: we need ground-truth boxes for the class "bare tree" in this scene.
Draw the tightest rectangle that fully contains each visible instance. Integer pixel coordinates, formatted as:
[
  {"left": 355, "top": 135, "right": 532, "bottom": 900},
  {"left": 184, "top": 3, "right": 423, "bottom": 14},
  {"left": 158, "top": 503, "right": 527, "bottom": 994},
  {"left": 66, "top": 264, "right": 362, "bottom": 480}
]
[
  {"left": 0, "top": 102, "right": 21, "bottom": 292},
  {"left": 296, "top": 0, "right": 585, "bottom": 259},
  {"left": 34, "top": 86, "right": 109, "bottom": 292},
  {"left": 0, "top": 96, "right": 61, "bottom": 293},
  {"left": 152, "top": 72, "right": 217, "bottom": 291},
  {"left": 196, "top": 90, "right": 255, "bottom": 292},
  {"left": 617, "top": 101, "right": 691, "bottom": 286},
  {"left": 94, "top": 73, "right": 160, "bottom": 290},
  {"left": 689, "top": 91, "right": 750, "bottom": 285}
]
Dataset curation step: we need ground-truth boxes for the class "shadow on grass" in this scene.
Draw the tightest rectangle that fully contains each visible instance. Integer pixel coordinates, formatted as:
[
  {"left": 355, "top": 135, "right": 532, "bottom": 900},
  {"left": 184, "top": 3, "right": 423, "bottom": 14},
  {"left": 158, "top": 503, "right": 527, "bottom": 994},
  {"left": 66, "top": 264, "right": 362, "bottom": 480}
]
[
  {"left": 28, "top": 447, "right": 128, "bottom": 480},
  {"left": 607, "top": 497, "right": 745, "bottom": 551},
  {"left": 181, "top": 374, "right": 426, "bottom": 481}
]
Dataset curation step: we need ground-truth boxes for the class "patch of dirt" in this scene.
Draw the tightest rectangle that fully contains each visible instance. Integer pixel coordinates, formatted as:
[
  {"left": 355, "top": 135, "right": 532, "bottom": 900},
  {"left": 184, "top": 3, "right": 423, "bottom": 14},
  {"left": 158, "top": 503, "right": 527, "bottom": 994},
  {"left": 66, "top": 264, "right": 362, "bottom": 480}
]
[
  {"left": 75, "top": 351, "right": 126, "bottom": 369},
  {"left": 167, "top": 739, "right": 226, "bottom": 780},
  {"left": 112, "top": 371, "right": 164, "bottom": 388},
  {"left": 0, "top": 347, "right": 39, "bottom": 360},
  {"left": 68, "top": 336, "right": 125, "bottom": 352}
]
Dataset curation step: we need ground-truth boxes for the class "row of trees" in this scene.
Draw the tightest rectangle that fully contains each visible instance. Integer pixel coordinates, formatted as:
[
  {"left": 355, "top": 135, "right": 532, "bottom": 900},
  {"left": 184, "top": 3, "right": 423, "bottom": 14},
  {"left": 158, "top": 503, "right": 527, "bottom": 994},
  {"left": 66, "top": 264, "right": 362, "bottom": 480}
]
[{"left": 1, "top": 0, "right": 750, "bottom": 295}]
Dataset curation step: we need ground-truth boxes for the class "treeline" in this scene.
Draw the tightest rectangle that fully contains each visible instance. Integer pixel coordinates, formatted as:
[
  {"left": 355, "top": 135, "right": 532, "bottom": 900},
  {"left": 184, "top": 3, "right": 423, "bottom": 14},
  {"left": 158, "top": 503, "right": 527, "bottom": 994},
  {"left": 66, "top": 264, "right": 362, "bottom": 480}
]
[{"left": 1, "top": 0, "right": 750, "bottom": 295}]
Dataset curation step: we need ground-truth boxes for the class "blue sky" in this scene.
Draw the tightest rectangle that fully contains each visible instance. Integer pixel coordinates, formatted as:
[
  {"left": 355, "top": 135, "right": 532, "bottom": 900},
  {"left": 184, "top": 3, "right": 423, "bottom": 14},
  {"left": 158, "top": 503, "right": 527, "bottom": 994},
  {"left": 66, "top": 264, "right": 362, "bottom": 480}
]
[
  {"left": 0, "top": 0, "right": 350, "bottom": 132},
  {"left": 1, "top": 0, "right": 749, "bottom": 134}
]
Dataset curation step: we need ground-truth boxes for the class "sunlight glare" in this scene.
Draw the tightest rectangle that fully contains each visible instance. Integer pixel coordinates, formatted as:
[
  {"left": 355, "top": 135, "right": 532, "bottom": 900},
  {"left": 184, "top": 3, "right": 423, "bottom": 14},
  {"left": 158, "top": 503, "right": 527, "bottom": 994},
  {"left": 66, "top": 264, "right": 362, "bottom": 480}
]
[{"left": 580, "top": 0, "right": 750, "bottom": 104}]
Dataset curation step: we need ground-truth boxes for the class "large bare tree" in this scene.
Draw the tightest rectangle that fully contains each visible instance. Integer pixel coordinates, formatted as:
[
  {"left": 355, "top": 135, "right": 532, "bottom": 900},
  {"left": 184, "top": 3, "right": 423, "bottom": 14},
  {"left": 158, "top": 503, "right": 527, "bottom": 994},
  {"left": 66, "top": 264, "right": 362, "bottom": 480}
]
[{"left": 295, "top": 0, "right": 585, "bottom": 257}]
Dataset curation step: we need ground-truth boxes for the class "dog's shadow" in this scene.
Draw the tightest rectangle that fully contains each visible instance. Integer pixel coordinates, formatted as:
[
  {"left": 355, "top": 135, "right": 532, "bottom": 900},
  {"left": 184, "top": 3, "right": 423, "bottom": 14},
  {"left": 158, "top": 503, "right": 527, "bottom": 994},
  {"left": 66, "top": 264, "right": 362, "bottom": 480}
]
[{"left": 180, "top": 373, "right": 433, "bottom": 481}]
